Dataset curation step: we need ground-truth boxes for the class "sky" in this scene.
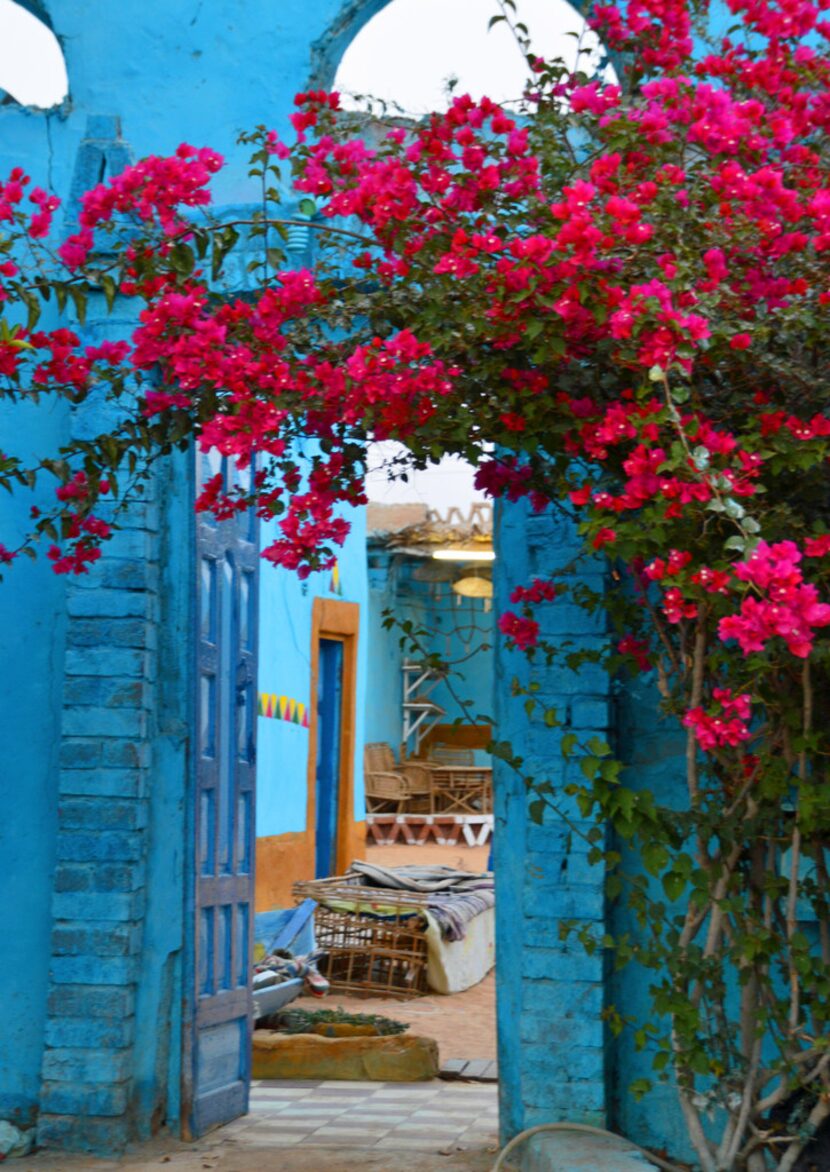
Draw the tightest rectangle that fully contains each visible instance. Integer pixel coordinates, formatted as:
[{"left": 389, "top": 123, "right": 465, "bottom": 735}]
[
  {"left": 365, "top": 444, "right": 488, "bottom": 515},
  {"left": 0, "top": 0, "right": 601, "bottom": 512},
  {"left": 0, "top": 0, "right": 67, "bottom": 108}
]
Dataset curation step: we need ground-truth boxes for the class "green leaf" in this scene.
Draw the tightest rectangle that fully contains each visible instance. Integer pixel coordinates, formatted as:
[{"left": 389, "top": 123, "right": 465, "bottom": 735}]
[
  {"left": 528, "top": 798, "right": 545, "bottom": 824},
  {"left": 68, "top": 285, "right": 87, "bottom": 326},
  {"left": 170, "top": 242, "right": 195, "bottom": 277},
  {"left": 587, "top": 736, "right": 611, "bottom": 757},
  {"left": 642, "top": 842, "right": 669, "bottom": 876},
  {"left": 662, "top": 872, "right": 686, "bottom": 902},
  {"left": 101, "top": 274, "right": 117, "bottom": 313},
  {"left": 580, "top": 756, "right": 600, "bottom": 781}
]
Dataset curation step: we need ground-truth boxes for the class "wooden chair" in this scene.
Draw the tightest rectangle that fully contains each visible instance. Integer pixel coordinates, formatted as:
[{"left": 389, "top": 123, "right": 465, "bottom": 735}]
[
  {"left": 364, "top": 742, "right": 435, "bottom": 813},
  {"left": 419, "top": 745, "right": 493, "bottom": 813}
]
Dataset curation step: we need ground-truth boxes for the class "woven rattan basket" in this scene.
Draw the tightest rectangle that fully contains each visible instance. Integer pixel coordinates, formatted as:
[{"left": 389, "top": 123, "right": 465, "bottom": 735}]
[{"left": 294, "top": 874, "right": 431, "bottom": 998}]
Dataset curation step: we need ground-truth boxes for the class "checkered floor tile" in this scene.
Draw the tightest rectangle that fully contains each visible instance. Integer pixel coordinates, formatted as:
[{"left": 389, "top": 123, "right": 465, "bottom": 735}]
[{"left": 220, "top": 1079, "right": 499, "bottom": 1151}]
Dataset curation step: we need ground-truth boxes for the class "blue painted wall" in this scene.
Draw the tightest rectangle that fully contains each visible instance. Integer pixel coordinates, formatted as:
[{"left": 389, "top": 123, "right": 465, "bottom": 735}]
[
  {"left": 0, "top": 398, "right": 67, "bottom": 1128},
  {"left": 256, "top": 503, "right": 369, "bottom": 839},
  {"left": 608, "top": 671, "right": 692, "bottom": 1160},
  {"left": 0, "top": 0, "right": 376, "bottom": 1151}
]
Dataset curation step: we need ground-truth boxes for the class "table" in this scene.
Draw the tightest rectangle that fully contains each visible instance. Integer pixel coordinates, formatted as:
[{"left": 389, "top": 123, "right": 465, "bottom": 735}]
[{"left": 430, "top": 766, "right": 493, "bottom": 814}]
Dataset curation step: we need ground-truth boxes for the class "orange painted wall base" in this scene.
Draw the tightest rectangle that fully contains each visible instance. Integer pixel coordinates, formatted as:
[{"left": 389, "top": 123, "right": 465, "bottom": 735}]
[
  {"left": 255, "top": 822, "right": 367, "bottom": 912},
  {"left": 255, "top": 830, "right": 313, "bottom": 911},
  {"left": 341, "top": 820, "right": 367, "bottom": 873}
]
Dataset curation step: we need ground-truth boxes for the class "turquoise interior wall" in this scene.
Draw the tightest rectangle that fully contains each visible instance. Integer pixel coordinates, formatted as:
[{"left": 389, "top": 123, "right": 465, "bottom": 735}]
[
  {"left": 365, "top": 548, "right": 413, "bottom": 753},
  {"left": 366, "top": 547, "right": 494, "bottom": 756}
]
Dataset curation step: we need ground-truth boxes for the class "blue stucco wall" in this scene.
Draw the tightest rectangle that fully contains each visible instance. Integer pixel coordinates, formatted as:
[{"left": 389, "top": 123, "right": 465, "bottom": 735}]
[
  {"left": 607, "top": 673, "right": 693, "bottom": 1161},
  {"left": 0, "top": 401, "right": 67, "bottom": 1128}
]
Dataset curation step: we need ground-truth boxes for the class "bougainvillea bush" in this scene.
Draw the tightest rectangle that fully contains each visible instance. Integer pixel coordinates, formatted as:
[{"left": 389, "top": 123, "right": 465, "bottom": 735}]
[{"left": 3, "top": 0, "right": 830, "bottom": 1164}]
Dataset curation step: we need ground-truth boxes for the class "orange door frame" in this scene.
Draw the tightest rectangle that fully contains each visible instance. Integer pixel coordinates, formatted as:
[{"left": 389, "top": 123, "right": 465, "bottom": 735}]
[{"left": 306, "top": 598, "right": 361, "bottom": 876}]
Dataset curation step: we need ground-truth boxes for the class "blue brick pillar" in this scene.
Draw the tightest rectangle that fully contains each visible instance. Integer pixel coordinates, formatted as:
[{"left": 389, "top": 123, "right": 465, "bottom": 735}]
[
  {"left": 37, "top": 310, "right": 160, "bottom": 1150},
  {"left": 493, "top": 500, "right": 610, "bottom": 1141},
  {"left": 607, "top": 674, "right": 691, "bottom": 1159}
]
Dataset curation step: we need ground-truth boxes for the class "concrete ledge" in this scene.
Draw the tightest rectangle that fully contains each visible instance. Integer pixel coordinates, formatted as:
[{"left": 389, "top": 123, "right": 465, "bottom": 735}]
[
  {"left": 520, "top": 1130, "right": 655, "bottom": 1171},
  {"left": 252, "top": 1030, "right": 439, "bottom": 1081}
]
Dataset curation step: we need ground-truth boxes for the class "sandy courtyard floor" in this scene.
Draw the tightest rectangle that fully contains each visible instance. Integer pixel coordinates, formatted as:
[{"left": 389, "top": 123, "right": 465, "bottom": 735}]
[{"left": 293, "top": 841, "right": 497, "bottom": 1065}]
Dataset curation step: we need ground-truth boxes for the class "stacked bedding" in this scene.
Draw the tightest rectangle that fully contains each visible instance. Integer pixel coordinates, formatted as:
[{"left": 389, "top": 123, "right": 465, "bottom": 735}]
[{"left": 316, "top": 862, "right": 496, "bottom": 994}]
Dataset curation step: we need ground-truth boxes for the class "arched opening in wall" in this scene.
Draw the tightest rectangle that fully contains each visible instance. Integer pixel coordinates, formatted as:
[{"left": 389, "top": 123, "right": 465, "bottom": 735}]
[
  {"left": 334, "top": 0, "right": 612, "bottom": 114},
  {"left": 0, "top": 0, "right": 68, "bottom": 109}
]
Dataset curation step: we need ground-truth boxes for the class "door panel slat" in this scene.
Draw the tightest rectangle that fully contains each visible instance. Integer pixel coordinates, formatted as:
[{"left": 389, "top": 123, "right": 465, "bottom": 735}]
[{"left": 185, "top": 454, "right": 258, "bottom": 1139}]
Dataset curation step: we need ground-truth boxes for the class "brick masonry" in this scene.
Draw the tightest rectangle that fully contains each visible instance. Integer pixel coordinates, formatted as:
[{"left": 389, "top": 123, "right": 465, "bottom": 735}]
[
  {"left": 493, "top": 500, "right": 610, "bottom": 1141},
  {"left": 37, "top": 347, "right": 160, "bottom": 1150}
]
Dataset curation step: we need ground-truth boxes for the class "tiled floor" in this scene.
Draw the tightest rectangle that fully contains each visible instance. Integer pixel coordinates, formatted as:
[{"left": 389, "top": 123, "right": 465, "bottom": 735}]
[{"left": 219, "top": 1079, "right": 500, "bottom": 1152}]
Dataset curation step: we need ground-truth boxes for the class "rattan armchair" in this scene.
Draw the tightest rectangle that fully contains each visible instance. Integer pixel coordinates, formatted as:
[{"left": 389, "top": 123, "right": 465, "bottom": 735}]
[
  {"left": 396, "top": 760, "right": 435, "bottom": 813},
  {"left": 364, "top": 769, "right": 413, "bottom": 813},
  {"left": 364, "top": 742, "right": 435, "bottom": 813}
]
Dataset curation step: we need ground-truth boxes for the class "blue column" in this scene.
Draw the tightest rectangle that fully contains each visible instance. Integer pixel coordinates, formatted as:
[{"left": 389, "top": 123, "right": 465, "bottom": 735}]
[{"left": 494, "top": 499, "right": 611, "bottom": 1140}]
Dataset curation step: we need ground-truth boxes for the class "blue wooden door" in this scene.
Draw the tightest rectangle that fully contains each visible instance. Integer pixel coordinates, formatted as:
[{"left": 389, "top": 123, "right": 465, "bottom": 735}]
[
  {"left": 315, "top": 637, "right": 344, "bottom": 878},
  {"left": 185, "top": 450, "right": 258, "bottom": 1138}
]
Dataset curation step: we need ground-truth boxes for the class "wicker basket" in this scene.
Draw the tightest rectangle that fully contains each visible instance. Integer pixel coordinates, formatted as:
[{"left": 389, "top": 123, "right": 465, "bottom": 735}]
[{"left": 294, "top": 875, "right": 431, "bottom": 998}]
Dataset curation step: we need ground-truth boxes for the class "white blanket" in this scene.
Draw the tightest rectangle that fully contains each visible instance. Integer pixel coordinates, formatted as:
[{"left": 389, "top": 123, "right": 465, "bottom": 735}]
[{"left": 423, "top": 905, "right": 495, "bottom": 994}]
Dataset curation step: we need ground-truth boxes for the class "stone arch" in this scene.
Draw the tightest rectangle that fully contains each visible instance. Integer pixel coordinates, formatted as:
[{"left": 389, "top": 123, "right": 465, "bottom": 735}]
[
  {"left": 309, "top": 0, "right": 391, "bottom": 89},
  {"left": 309, "top": 0, "right": 600, "bottom": 93}
]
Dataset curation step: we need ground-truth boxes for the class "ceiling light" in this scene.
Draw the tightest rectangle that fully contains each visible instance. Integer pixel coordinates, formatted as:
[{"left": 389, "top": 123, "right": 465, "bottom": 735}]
[
  {"left": 452, "top": 576, "right": 493, "bottom": 599},
  {"left": 432, "top": 549, "right": 495, "bottom": 562}
]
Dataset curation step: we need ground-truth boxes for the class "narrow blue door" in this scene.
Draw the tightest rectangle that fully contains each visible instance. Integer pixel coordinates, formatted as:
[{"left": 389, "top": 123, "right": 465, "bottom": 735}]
[
  {"left": 315, "top": 637, "right": 344, "bottom": 878},
  {"left": 185, "top": 451, "right": 258, "bottom": 1138}
]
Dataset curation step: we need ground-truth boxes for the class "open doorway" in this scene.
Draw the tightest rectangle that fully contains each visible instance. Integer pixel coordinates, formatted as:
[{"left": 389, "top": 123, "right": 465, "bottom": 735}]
[
  {"left": 314, "top": 637, "right": 344, "bottom": 878},
  {"left": 307, "top": 597, "right": 362, "bottom": 881},
  {"left": 350, "top": 498, "right": 498, "bottom": 1078},
  {"left": 243, "top": 0, "right": 603, "bottom": 1101}
]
